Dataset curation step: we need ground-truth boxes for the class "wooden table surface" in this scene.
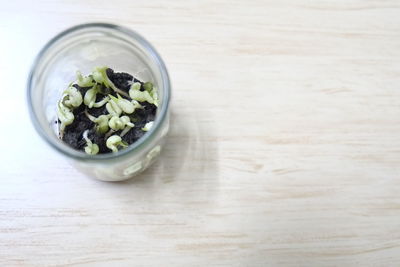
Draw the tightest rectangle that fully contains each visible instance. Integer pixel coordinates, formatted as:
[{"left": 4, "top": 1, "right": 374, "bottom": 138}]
[{"left": 1, "top": 0, "right": 400, "bottom": 266}]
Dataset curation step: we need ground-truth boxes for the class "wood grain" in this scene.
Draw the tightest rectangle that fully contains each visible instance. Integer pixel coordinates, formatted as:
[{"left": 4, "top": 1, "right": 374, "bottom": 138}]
[{"left": 1, "top": 0, "right": 400, "bottom": 266}]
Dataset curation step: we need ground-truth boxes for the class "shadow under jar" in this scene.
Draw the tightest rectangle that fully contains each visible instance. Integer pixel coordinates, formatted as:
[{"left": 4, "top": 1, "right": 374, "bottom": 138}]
[{"left": 27, "top": 23, "right": 171, "bottom": 182}]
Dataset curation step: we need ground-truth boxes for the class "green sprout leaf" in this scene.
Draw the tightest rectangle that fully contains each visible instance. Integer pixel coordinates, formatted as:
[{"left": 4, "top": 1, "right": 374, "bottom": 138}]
[
  {"left": 120, "top": 116, "right": 134, "bottom": 127},
  {"left": 130, "top": 82, "right": 141, "bottom": 91},
  {"left": 132, "top": 100, "right": 143, "bottom": 111},
  {"left": 129, "top": 81, "right": 158, "bottom": 106},
  {"left": 120, "top": 116, "right": 135, "bottom": 137},
  {"left": 106, "top": 135, "right": 128, "bottom": 153},
  {"left": 129, "top": 89, "right": 154, "bottom": 104},
  {"left": 76, "top": 71, "right": 94, "bottom": 87},
  {"left": 85, "top": 143, "right": 99, "bottom": 155},
  {"left": 95, "top": 115, "right": 110, "bottom": 134},
  {"left": 108, "top": 116, "right": 125, "bottom": 131},
  {"left": 84, "top": 84, "right": 109, "bottom": 108},
  {"left": 143, "top": 82, "right": 153, "bottom": 92},
  {"left": 85, "top": 110, "right": 110, "bottom": 134},
  {"left": 92, "top": 68, "right": 104, "bottom": 84},
  {"left": 142, "top": 121, "right": 154, "bottom": 132},
  {"left": 109, "top": 94, "right": 135, "bottom": 114},
  {"left": 84, "top": 86, "right": 98, "bottom": 108},
  {"left": 109, "top": 115, "right": 134, "bottom": 131},
  {"left": 106, "top": 97, "right": 122, "bottom": 116},
  {"left": 82, "top": 130, "right": 99, "bottom": 155},
  {"left": 62, "top": 86, "right": 83, "bottom": 108},
  {"left": 57, "top": 101, "right": 74, "bottom": 133}
]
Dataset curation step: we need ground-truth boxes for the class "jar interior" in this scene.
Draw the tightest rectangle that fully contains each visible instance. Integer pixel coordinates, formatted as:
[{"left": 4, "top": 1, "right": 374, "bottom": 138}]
[{"left": 29, "top": 26, "right": 166, "bottom": 156}]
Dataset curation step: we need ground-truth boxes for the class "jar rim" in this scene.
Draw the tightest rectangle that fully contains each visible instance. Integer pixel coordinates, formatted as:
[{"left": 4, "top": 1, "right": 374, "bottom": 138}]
[{"left": 27, "top": 22, "right": 171, "bottom": 161}]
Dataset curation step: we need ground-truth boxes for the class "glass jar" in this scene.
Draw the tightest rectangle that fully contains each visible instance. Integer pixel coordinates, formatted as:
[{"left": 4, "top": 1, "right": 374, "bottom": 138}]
[{"left": 27, "top": 23, "right": 171, "bottom": 182}]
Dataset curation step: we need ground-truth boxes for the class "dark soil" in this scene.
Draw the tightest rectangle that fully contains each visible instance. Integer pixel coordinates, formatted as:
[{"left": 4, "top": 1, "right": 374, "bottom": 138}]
[{"left": 61, "top": 68, "right": 157, "bottom": 154}]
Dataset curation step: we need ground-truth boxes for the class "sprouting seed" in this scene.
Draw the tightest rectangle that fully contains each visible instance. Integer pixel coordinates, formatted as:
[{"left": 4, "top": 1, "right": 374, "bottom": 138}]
[
  {"left": 129, "top": 90, "right": 154, "bottom": 104},
  {"left": 106, "top": 97, "right": 122, "bottom": 116},
  {"left": 143, "top": 82, "right": 153, "bottom": 92},
  {"left": 62, "top": 86, "right": 83, "bottom": 108},
  {"left": 106, "top": 135, "right": 128, "bottom": 153},
  {"left": 130, "top": 82, "right": 141, "bottom": 91},
  {"left": 129, "top": 81, "right": 158, "bottom": 106},
  {"left": 109, "top": 94, "right": 135, "bottom": 114},
  {"left": 82, "top": 130, "right": 99, "bottom": 155},
  {"left": 108, "top": 116, "right": 125, "bottom": 131},
  {"left": 109, "top": 115, "right": 134, "bottom": 131},
  {"left": 76, "top": 71, "right": 94, "bottom": 87},
  {"left": 85, "top": 110, "right": 110, "bottom": 134},
  {"left": 84, "top": 87, "right": 97, "bottom": 108},
  {"left": 57, "top": 67, "right": 158, "bottom": 155},
  {"left": 57, "top": 101, "right": 74, "bottom": 135},
  {"left": 142, "top": 121, "right": 154, "bottom": 132},
  {"left": 92, "top": 68, "right": 104, "bottom": 84},
  {"left": 120, "top": 116, "right": 135, "bottom": 137}
]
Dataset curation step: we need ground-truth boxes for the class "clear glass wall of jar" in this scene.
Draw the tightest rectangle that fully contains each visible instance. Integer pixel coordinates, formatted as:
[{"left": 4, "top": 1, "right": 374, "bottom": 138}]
[{"left": 27, "top": 23, "right": 171, "bottom": 181}]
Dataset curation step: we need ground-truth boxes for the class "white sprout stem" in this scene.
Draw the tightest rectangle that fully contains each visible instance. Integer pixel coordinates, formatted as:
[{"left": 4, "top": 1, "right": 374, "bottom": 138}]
[
  {"left": 82, "top": 130, "right": 90, "bottom": 142},
  {"left": 59, "top": 124, "right": 65, "bottom": 139},
  {"left": 106, "top": 78, "right": 130, "bottom": 98},
  {"left": 98, "top": 67, "right": 130, "bottom": 98},
  {"left": 104, "top": 129, "right": 116, "bottom": 139},
  {"left": 112, "top": 87, "right": 130, "bottom": 98},
  {"left": 82, "top": 130, "right": 99, "bottom": 155},
  {"left": 120, "top": 126, "right": 133, "bottom": 137},
  {"left": 93, "top": 96, "right": 109, "bottom": 108},
  {"left": 84, "top": 109, "right": 97, "bottom": 122}
]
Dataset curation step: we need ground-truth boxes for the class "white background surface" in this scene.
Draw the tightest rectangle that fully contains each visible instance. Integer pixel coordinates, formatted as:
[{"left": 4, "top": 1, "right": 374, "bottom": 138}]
[{"left": 1, "top": 0, "right": 400, "bottom": 266}]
